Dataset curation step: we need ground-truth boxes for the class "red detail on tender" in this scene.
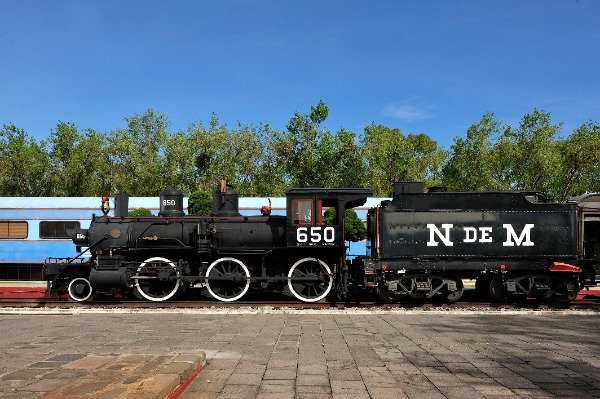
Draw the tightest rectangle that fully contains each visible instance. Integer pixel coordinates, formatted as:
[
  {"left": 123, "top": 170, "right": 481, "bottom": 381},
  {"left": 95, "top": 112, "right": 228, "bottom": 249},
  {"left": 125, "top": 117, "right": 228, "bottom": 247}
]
[{"left": 549, "top": 262, "right": 582, "bottom": 273}]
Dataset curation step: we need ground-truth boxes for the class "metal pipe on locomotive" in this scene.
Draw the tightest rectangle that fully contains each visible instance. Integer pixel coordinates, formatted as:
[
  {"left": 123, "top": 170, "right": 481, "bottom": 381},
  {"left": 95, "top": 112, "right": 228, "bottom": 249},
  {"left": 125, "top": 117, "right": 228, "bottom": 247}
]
[{"left": 44, "top": 180, "right": 599, "bottom": 304}]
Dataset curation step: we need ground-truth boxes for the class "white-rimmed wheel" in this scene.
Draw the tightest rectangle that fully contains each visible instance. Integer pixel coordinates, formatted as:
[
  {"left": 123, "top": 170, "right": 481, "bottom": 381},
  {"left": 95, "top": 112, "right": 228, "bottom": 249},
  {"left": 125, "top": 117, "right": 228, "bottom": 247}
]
[
  {"left": 68, "top": 277, "right": 92, "bottom": 302},
  {"left": 287, "top": 258, "right": 333, "bottom": 302},
  {"left": 205, "top": 257, "right": 251, "bottom": 302},
  {"left": 134, "top": 257, "right": 180, "bottom": 302}
]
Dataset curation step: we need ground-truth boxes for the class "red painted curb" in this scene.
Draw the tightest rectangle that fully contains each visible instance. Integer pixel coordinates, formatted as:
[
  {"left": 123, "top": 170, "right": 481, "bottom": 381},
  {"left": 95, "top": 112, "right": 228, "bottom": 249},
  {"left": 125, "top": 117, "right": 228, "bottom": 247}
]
[
  {"left": 165, "top": 364, "right": 205, "bottom": 399},
  {"left": 0, "top": 287, "right": 48, "bottom": 298}
]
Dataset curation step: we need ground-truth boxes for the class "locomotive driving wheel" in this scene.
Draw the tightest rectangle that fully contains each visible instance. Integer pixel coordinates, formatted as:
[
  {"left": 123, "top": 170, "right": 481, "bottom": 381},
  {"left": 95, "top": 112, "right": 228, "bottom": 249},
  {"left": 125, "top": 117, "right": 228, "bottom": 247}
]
[
  {"left": 205, "top": 257, "right": 251, "bottom": 302},
  {"left": 287, "top": 258, "right": 333, "bottom": 302},
  {"left": 134, "top": 257, "right": 180, "bottom": 302}
]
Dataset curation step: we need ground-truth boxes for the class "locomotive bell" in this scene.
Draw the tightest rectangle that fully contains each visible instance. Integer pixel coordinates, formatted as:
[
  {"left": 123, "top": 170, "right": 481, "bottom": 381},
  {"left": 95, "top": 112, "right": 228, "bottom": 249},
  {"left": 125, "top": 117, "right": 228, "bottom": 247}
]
[{"left": 159, "top": 188, "right": 185, "bottom": 217}]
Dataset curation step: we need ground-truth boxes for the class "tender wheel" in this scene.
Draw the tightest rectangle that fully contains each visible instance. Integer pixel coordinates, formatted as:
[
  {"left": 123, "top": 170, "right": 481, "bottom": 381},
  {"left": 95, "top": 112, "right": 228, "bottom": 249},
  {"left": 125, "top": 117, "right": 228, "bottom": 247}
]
[
  {"left": 134, "top": 257, "right": 180, "bottom": 302},
  {"left": 376, "top": 284, "right": 408, "bottom": 303},
  {"left": 445, "top": 275, "right": 464, "bottom": 303},
  {"left": 287, "top": 258, "right": 333, "bottom": 302},
  {"left": 68, "top": 278, "right": 92, "bottom": 302},
  {"left": 489, "top": 275, "right": 508, "bottom": 302},
  {"left": 205, "top": 257, "right": 250, "bottom": 302},
  {"left": 550, "top": 277, "right": 579, "bottom": 305}
]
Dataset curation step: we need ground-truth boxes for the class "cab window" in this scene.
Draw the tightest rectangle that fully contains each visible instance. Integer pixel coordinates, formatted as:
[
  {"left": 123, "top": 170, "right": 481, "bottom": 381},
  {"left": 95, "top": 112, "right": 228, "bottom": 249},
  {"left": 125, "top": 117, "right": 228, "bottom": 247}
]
[{"left": 292, "top": 199, "right": 313, "bottom": 226}]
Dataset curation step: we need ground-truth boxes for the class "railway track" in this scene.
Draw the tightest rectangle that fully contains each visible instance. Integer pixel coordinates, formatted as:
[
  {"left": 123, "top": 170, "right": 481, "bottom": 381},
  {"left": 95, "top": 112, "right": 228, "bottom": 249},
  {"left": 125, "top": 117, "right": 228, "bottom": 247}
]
[
  {"left": 1, "top": 296, "right": 599, "bottom": 310},
  {"left": 2, "top": 285, "right": 600, "bottom": 310}
]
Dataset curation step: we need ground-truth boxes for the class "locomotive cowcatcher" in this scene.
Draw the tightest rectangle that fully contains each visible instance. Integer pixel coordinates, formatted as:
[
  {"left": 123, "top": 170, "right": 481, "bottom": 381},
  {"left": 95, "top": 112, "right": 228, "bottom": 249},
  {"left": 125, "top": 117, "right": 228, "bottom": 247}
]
[{"left": 45, "top": 181, "right": 373, "bottom": 302}]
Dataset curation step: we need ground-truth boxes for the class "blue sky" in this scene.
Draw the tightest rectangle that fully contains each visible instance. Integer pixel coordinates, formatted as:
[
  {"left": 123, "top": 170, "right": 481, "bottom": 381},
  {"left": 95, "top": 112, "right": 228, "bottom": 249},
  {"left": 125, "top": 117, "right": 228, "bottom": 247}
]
[{"left": 1, "top": 1, "right": 599, "bottom": 149}]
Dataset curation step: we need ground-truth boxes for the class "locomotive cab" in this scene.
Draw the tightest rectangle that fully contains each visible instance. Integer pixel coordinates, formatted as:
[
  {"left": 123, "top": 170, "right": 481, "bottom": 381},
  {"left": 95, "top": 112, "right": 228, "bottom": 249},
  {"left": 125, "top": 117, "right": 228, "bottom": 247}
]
[
  {"left": 283, "top": 187, "right": 372, "bottom": 302},
  {"left": 285, "top": 188, "right": 372, "bottom": 248}
]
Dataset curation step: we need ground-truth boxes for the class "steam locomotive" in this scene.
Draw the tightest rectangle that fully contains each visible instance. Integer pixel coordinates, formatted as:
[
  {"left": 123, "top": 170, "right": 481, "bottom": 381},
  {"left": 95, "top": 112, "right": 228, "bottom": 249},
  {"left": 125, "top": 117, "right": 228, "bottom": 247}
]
[{"left": 44, "top": 181, "right": 600, "bottom": 304}]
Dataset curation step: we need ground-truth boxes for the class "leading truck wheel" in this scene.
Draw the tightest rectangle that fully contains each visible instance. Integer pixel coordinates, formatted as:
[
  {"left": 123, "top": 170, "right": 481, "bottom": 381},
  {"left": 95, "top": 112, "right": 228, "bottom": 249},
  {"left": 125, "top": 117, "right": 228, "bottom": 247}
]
[
  {"left": 134, "top": 257, "right": 180, "bottom": 302},
  {"left": 287, "top": 258, "right": 333, "bottom": 302},
  {"left": 68, "top": 278, "right": 92, "bottom": 302},
  {"left": 205, "top": 257, "right": 251, "bottom": 302}
]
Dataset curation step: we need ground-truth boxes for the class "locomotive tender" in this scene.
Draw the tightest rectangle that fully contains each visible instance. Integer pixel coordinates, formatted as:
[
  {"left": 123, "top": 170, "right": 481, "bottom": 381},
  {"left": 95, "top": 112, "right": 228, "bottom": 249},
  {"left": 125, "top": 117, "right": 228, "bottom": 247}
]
[{"left": 45, "top": 181, "right": 599, "bottom": 304}]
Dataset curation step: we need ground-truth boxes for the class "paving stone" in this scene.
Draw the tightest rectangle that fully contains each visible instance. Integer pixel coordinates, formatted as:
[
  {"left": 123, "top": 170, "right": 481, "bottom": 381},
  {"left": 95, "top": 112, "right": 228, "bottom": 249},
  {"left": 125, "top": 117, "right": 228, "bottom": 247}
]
[
  {"left": 219, "top": 384, "right": 260, "bottom": 399},
  {"left": 62, "top": 355, "right": 116, "bottom": 370},
  {"left": 296, "top": 373, "right": 330, "bottom": 386},
  {"left": 226, "top": 372, "right": 264, "bottom": 385},
  {"left": 263, "top": 368, "right": 296, "bottom": 380},
  {"left": 298, "top": 364, "right": 327, "bottom": 375},
  {"left": 158, "top": 361, "right": 195, "bottom": 382}
]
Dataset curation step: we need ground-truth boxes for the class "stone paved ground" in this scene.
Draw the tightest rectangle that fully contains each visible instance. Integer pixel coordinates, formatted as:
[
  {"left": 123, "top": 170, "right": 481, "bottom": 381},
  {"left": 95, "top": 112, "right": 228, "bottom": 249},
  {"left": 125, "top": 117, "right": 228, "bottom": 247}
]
[{"left": 0, "top": 308, "right": 599, "bottom": 398}]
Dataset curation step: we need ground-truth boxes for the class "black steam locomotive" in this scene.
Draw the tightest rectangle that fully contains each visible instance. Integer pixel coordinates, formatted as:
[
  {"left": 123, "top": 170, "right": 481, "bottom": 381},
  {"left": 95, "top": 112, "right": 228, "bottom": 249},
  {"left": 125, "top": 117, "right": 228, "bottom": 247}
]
[
  {"left": 44, "top": 181, "right": 600, "bottom": 304},
  {"left": 46, "top": 182, "right": 372, "bottom": 303}
]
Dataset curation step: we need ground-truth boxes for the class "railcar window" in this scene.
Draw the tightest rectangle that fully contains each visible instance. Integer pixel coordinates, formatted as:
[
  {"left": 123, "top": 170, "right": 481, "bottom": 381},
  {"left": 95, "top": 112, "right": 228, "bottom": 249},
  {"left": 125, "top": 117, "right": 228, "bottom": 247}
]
[
  {"left": 39, "top": 221, "right": 80, "bottom": 239},
  {"left": 292, "top": 199, "right": 313, "bottom": 225},
  {"left": 0, "top": 221, "right": 28, "bottom": 239}
]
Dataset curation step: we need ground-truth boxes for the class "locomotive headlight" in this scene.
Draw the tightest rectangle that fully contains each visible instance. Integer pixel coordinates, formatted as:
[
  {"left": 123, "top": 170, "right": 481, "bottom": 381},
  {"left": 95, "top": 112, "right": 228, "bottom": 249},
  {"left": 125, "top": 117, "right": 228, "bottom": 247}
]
[{"left": 73, "top": 228, "right": 89, "bottom": 246}]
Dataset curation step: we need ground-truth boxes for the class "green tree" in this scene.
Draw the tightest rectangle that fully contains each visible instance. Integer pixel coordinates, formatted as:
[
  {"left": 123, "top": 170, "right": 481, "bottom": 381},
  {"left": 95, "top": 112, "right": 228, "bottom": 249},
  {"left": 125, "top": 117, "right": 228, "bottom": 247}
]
[
  {"left": 495, "top": 110, "right": 562, "bottom": 196},
  {"left": 0, "top": 124, "right": 49, "bottom": 196},
  {"left": 442, "top": 112, "right": 508, "bottom": 191},
  {"left": 187, "top": 115, "right": 268, "bottom": 196},
  {"left": 187, "top": 190, "right": 213, "bottom": 216},
  {"left": 362, "top": 124, "right": 446, "bottom": 196},
  {"left": 273, "top": 100, "right": 331, "bottom": 187},
  {"left": 553, "top": 121, "right": 600, "bottom": 201},
  {"left": 323, "top": 207, "right": 367, "bottom": 242},
  {"left": 107, "top": 109, "right": 169, "bottom": 196},
  {"left": 128, "top": 207, "right": 153, "bottom": 216},
  {"left": 44, "top": 122, "right": 109, "bottom": 196}
]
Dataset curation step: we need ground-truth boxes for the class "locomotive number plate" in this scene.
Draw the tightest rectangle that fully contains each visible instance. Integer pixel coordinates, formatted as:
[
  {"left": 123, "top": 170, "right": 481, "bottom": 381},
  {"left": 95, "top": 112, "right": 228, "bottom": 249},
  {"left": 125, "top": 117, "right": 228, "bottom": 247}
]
[{"left": 296, "top": 226, "right": 336, "bottom": 245}]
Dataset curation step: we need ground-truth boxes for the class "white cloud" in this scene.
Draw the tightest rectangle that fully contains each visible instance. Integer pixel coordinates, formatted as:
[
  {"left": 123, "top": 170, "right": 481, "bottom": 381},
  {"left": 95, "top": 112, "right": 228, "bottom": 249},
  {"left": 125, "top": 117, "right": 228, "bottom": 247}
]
[{"left": 382, "top": 103, "right": 435, "bottom": 122}]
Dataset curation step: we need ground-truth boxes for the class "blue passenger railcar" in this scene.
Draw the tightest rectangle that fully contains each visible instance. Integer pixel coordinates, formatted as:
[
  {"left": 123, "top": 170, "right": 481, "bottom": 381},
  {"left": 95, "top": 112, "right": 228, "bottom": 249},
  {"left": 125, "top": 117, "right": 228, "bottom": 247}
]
[{"left": 0, "top": 197, "right": 159, "bottom": 280}]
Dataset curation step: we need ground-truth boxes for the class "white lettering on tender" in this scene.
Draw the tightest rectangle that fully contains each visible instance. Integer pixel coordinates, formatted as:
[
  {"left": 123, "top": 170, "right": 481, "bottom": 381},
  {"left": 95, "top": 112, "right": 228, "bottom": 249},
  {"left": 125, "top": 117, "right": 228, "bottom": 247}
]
[
  {"left": 427, "top": 224, "right": 453, "bottom": 246},
  {"left": 426, "top": 224, "right": 535, "bottom": 247},
  {"left": 502, "top": 224, "right": 534, "bottom": 246}
]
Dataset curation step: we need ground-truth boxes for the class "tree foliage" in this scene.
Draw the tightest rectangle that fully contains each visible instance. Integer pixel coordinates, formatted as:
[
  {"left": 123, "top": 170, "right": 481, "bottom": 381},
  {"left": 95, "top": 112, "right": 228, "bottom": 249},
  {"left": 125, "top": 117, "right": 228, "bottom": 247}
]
[
  {"left": 128, "top": 207, "right": 153, "bottom": 216},
  {"left": 0, "top": 104, "right": 598, "bottom": 203},
  {"left": 187, "top": 190, "right": 213, "bottom": 216},
  {"left": 323, "top": 207, "right": 367, "bottom": 242}
]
